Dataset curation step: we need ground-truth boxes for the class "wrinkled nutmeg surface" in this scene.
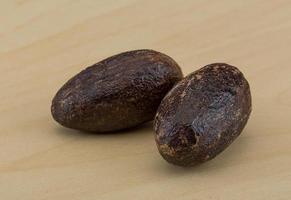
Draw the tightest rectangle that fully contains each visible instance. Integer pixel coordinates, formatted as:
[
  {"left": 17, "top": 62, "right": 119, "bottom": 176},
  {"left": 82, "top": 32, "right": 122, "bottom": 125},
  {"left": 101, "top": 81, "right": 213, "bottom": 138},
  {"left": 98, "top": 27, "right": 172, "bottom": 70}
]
[
  {"left": 52, "top": 49, "right": 183, "bottom": 132},
  {"left": 154, "top": 63, "right": 251, "bottom": 166}
]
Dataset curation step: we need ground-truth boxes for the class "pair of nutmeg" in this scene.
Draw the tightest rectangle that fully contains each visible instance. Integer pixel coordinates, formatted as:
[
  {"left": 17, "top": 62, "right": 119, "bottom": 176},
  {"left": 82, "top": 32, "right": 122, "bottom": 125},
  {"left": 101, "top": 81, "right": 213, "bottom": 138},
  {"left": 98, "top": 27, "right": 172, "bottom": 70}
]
[{"left": 51, "top": 49, "right": 252, "bottom": 166}]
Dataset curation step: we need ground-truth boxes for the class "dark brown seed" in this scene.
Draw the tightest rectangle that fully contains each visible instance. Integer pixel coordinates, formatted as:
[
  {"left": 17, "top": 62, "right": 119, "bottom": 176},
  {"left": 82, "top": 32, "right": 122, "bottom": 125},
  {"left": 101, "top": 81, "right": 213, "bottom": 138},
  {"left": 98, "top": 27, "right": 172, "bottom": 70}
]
[
  {"left": 51, "top": 49, "right": 183, "bottom": 132},
  {"left": 154, "top": 63, "right": 252, "bottom": 166}
]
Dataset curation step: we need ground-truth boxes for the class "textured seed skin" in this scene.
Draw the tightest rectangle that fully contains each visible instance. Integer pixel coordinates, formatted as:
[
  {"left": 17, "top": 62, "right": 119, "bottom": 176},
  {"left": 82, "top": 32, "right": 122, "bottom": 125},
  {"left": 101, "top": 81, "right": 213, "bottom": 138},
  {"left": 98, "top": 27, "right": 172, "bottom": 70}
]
[
  {"left": 51, "top": 49, "right": 183, "bottom": 132},
  {"left": 154, "top": 63, "right": 252, "bottom": 166}
]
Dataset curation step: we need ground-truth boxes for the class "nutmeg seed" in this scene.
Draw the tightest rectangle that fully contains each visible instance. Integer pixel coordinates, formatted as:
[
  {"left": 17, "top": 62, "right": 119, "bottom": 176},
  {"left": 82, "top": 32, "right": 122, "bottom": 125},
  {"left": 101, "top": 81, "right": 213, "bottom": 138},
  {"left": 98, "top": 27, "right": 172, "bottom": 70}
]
[
  {"left": 52, "top": 49, "right": 183, "bottom": 132},
  {"left": 154, "top": 63, "right": 251, "bottom": 166}
]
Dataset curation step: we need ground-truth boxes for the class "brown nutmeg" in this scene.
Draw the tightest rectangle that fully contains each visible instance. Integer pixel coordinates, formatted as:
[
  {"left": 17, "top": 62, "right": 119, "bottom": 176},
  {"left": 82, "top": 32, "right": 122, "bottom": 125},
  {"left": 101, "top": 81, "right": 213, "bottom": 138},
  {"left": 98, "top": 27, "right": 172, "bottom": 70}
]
[
  {"left": 52, "top": 49, "right": 183, "bottom": 132},
  {"left": 154, "top": 63, "right": 252, "bottom": 166}
]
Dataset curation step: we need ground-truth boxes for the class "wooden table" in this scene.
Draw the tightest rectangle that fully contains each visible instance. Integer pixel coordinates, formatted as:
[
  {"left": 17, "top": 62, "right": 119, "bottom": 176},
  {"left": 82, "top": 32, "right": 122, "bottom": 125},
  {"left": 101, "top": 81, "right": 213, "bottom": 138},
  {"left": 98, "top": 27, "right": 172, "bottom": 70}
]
[{"left": 1, "top": 1, "right": 291, "bottom": 199}]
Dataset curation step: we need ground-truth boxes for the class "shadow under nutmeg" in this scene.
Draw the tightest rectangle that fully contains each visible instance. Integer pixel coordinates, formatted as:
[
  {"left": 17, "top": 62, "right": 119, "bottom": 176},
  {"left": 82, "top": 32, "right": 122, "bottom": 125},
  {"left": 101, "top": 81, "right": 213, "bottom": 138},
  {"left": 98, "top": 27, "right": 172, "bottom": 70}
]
[{"left": 52, "top": 121, "right": 154, "bottom": 138}]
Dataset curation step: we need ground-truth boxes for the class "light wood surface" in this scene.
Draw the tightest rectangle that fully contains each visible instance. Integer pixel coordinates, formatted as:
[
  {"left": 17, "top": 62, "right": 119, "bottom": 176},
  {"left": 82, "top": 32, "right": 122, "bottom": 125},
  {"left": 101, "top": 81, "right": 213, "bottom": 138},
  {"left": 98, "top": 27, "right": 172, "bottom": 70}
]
[{"left": 1, "top": 0, "right": 291, "bottom": 199}]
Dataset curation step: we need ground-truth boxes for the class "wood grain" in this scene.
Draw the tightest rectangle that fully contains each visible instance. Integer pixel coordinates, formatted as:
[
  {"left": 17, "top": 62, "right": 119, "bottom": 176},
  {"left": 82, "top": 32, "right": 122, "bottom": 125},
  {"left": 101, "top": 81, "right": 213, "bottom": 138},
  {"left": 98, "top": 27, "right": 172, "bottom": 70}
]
[{"left": 1, "top": 0, "right": 291, "bottom": 199}]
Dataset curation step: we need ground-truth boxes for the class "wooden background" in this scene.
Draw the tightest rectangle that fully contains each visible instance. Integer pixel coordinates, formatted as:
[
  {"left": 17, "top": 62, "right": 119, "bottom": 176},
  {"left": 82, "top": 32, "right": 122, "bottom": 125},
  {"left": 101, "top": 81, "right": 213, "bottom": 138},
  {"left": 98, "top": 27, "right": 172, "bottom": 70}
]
[{"left": 1, "top": 0, "right": 291, "bottom": 199}]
